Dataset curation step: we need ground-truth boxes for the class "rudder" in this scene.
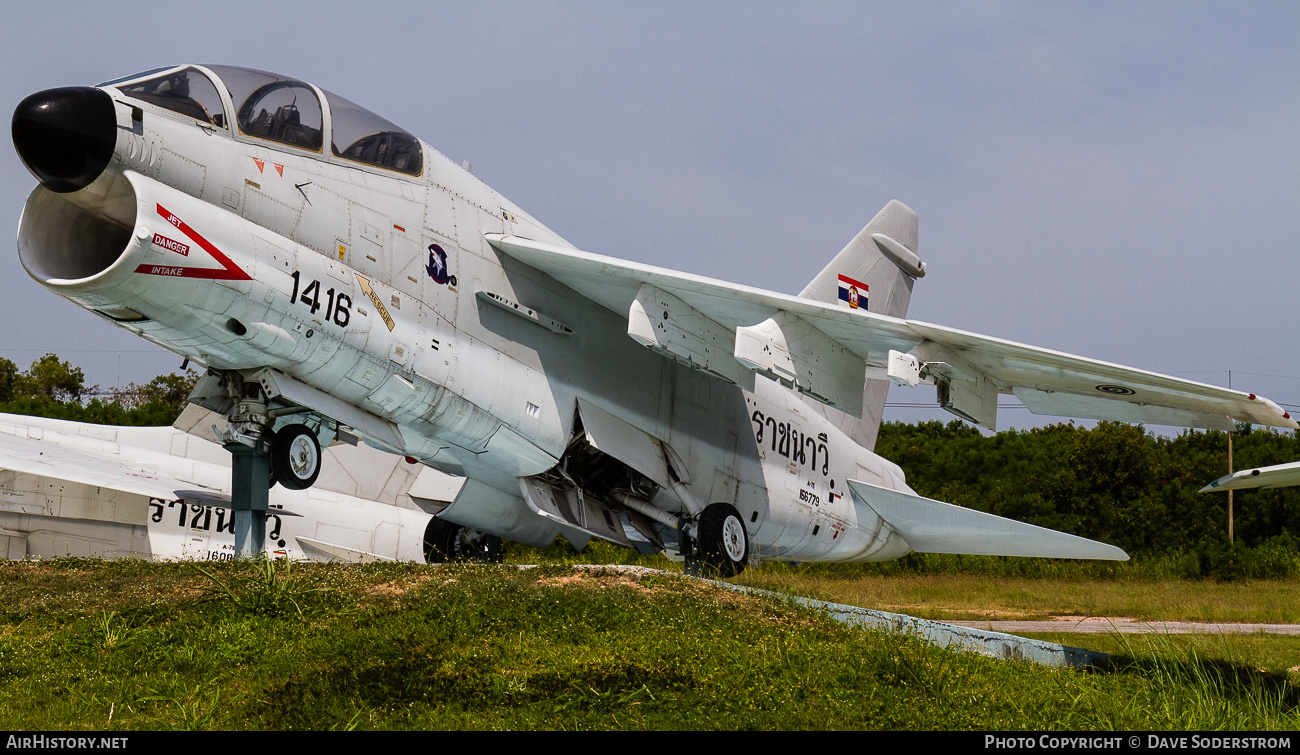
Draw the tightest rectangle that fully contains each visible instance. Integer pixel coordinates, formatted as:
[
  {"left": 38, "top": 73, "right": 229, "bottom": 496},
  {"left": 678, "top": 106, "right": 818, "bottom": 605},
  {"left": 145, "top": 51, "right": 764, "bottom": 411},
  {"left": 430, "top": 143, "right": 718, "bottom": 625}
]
[{"left": 799, "top": 200, "right": 925, "bottom": 450}]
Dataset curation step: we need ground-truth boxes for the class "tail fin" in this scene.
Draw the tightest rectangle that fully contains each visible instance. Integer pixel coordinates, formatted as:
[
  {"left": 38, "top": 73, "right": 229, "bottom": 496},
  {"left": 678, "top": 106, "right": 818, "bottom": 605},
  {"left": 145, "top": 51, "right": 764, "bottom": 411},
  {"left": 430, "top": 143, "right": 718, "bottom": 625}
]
[{"left": 799, "top": 200, "right": 924, "bottom": 451}]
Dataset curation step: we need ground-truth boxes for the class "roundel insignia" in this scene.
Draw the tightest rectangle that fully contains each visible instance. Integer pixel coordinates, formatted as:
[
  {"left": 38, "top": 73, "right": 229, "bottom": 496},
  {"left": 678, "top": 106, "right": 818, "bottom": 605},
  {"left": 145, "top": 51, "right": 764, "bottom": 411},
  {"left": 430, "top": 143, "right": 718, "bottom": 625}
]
[
  {"left": 1096, "top": 384, "right": 1136, "bottom": 395},
  {"left": 425, "top": 244, "right": 451, "bottom": 285}
]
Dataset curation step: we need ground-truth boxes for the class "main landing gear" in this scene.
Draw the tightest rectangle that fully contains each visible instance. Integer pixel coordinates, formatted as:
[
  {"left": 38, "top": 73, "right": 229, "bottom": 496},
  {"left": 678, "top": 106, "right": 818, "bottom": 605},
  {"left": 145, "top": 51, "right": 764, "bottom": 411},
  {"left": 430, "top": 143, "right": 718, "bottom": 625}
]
[
  {"left": 685, "top": 502, "right": 750, "bottom": 578},
  {"left": 422, "top": 518, "right": 503, "bottom": 564}
]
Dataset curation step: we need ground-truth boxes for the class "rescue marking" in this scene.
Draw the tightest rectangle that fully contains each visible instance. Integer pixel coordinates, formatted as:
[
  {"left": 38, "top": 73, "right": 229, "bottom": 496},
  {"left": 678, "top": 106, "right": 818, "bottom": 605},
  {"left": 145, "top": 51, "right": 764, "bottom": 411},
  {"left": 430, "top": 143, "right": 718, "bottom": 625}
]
[
  {"left": 273, "top": 163, "right": 284, "bottom": 177},
  {"left": 253, "top": 157, "right": 265, "bottom": 173},
  {"left": 133, "top": 205, "right": 252, "bottom": 280},
  {"left": 355, "top": 274, "right": 396, "bottom": 331}
]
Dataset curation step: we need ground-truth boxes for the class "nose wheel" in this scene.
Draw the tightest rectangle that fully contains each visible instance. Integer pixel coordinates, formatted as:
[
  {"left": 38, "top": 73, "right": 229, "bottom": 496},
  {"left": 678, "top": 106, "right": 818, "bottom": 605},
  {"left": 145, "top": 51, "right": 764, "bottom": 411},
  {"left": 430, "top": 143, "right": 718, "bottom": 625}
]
[{"left": 270, "top": 424, "right": 321, "bottom": 490}]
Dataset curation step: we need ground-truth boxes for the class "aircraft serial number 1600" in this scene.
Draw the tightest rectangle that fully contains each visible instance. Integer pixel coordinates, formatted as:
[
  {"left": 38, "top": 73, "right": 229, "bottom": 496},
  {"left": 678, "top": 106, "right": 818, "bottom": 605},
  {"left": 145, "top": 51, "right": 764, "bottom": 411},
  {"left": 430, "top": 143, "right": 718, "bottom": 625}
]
[{"left": 11, "top": 66, "right": 1295, "bottom": 575}]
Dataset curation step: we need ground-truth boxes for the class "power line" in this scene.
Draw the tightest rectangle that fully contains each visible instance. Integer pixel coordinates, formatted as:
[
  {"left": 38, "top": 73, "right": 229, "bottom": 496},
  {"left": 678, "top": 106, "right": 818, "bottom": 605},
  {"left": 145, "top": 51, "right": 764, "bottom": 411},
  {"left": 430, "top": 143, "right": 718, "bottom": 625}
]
[
  {"left": 0, "top": 349, "right": 166, "bottom": 354},
  {"left": 886, "top": 402, "right": 1029, "bottom": 409}
]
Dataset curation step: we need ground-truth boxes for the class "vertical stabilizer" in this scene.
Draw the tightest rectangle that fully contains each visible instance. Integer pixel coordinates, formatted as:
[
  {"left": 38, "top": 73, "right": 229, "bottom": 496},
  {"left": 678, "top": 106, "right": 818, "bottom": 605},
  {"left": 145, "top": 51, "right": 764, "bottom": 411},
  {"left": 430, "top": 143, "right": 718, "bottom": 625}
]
[{"left": 798, "top": 200, "right": 924, "bottom": 450}]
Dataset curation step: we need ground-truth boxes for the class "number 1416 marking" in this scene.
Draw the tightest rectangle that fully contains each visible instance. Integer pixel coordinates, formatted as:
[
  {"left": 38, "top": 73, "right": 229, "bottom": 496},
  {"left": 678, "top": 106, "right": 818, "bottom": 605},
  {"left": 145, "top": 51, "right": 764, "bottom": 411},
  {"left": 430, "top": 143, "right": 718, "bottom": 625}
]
[{"left": 290, "top": 270, "right": 351, "bottom": 327}]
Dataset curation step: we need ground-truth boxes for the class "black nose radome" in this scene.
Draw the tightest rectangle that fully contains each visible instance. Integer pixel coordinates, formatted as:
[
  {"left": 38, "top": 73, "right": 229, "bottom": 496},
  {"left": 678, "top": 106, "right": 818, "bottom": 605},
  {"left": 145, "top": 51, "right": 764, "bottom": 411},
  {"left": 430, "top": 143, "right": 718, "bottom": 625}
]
[{"left": 12, "top": 86, "right": 116, "bottom": 193}]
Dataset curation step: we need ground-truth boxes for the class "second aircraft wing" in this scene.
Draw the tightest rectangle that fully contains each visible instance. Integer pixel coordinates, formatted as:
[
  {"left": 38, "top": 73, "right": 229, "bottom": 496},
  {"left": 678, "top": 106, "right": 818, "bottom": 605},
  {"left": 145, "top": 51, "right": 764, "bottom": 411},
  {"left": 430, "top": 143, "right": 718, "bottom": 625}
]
[{"left": 1200, "top": 461, "right": 1300, "bottom": 493}]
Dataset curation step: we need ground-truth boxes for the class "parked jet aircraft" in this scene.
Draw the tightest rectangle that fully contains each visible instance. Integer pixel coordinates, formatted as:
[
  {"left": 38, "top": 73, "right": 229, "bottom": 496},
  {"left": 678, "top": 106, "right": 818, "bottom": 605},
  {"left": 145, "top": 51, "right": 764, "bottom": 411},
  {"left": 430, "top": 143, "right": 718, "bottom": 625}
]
[
  {"left": 0, "top": 408, "right": 471, "bottom": 563},
  {"left": 12, "top": 65, "right": 1296, "bottom": 576}
]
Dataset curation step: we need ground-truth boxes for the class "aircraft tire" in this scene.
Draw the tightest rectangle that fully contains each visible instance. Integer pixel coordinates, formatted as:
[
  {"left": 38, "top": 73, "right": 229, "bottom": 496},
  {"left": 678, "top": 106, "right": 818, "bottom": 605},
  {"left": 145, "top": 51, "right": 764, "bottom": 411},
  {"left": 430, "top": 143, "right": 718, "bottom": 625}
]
[
  {"left": 270, "top": 425, "right": 321, "bottom": 491},
  {"left": 696, "top": 502, "right": 749, "bottom": 578},
  {"left": 423, "top": 518, "right": 503, "bottom": 564}
]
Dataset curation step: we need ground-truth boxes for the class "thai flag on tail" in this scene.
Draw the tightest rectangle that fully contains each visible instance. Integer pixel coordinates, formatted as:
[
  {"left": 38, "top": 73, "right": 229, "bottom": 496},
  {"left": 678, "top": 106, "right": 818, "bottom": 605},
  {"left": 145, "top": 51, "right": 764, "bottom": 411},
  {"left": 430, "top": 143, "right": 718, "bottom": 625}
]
[{"left": 837, "top": 274, "right": 868, "bottom": 310}]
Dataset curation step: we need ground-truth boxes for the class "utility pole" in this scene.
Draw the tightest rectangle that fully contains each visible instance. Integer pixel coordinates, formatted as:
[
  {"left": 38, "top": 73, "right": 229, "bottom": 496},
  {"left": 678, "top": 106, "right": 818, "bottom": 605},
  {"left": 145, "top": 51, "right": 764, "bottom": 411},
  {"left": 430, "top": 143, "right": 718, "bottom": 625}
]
[{"left": 1228, "top": 370, "right": 1234, "bottom": 544}]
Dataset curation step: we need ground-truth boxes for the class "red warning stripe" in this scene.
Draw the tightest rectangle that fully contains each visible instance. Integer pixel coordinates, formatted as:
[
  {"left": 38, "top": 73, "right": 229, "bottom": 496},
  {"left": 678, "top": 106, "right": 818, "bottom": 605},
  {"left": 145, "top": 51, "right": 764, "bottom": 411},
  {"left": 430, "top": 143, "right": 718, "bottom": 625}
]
[{"left": 133, "top": 204, "right": 252, "bottom": 281}]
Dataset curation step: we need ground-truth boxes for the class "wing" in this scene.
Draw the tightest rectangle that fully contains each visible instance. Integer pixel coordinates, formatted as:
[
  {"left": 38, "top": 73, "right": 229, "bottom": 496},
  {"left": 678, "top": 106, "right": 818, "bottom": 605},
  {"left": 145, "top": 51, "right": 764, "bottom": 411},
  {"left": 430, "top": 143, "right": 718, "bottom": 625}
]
[
  {"left": 0, "top": 426, "right": 196, "bottom": 502},
  {"left": 1200, "top": 461, "right": 1300, "bottom": 493},
  {"left": 486, "top": 234, "right": 1295, "bottom": 432}
]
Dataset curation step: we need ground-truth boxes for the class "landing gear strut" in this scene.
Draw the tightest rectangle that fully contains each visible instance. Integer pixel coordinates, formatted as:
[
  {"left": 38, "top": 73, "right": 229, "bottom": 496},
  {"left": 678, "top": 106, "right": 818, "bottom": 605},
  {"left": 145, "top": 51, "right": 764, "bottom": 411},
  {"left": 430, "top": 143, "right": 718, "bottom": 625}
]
[
  {"left": 204, "top": 371, "right": 328, "bottom": 557},
  {"left": 219, "top": 378, "right": 275, "bottom": 558}
]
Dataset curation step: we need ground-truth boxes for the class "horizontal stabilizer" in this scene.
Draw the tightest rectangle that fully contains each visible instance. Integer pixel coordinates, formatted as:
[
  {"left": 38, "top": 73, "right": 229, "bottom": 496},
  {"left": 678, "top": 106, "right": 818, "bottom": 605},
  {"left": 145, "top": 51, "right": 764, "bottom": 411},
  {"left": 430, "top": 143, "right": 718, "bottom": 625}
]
[
  {"left": 1200, "top": 460, "right": 1300, "bottom": 493},
  {"left": 846, "top": 480, "right": 1128, "bottom": 561},
  {"left": 295, "top": 536, "right": 395, "bottom": 564}
]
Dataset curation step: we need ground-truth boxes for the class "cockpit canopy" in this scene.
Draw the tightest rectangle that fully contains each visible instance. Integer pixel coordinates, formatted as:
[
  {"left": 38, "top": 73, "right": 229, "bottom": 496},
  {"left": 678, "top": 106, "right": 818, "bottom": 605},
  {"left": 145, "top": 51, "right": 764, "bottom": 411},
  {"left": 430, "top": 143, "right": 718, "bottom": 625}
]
[{"left": 104, "top": 65, "right": 422, "bottom": 176}]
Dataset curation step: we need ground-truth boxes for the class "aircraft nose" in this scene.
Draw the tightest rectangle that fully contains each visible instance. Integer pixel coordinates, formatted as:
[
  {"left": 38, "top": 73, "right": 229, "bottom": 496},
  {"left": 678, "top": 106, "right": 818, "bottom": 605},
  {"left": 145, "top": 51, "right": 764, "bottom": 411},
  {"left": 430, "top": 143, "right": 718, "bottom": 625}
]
[{"left": 12, "top": 86, "right": 117, "bottom": 193}]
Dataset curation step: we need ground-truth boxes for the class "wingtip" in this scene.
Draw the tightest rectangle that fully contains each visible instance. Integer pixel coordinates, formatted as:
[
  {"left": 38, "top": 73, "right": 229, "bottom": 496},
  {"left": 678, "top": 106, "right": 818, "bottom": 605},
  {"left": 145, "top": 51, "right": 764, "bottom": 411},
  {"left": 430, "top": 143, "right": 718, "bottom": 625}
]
[{"left": 1246, "top": 394, "right": 1298, "bottom": 429}]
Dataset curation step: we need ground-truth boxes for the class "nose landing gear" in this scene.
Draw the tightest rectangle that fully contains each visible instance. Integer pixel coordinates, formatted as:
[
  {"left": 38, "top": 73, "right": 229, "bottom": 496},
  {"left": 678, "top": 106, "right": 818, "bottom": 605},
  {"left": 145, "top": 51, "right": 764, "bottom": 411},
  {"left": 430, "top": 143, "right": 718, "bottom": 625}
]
[
  {"left": 196, "top": 370, "right": 333, "bottom": 557},
  {"left": 271, "top": 424, "right": 321, "bottom": 490}
]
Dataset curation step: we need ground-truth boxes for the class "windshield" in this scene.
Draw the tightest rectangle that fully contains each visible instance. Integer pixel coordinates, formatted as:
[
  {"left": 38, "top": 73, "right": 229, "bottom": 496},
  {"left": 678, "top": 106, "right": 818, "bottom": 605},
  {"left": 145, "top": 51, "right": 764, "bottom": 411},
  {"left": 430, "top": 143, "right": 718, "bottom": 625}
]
[
  {"left": 205, "top": 65, "right": 323, "bottom": 151},
  {"left": 116, "top": 67, "right": 228, "bottom": 127},
  {"left": 323, "top": 89, "right": 422, "bottom": 176}
]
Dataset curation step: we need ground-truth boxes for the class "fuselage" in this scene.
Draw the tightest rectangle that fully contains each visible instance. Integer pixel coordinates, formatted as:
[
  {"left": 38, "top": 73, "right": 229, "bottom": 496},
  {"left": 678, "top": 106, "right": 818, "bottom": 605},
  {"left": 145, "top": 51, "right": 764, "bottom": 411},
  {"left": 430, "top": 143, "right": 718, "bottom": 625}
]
[{"left": 13, "top": 65, "right": 915, "bottom": 563}]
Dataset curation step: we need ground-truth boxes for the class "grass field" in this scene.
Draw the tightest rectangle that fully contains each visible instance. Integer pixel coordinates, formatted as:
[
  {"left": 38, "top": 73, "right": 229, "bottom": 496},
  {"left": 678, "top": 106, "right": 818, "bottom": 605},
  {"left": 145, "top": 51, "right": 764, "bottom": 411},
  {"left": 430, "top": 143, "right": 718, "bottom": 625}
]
[
  {"left": 732, "top": 569, "right": 1300, "bottom": 624},
  {"left": 0, "top": 557, "right": 1297, "bottom": 730}
]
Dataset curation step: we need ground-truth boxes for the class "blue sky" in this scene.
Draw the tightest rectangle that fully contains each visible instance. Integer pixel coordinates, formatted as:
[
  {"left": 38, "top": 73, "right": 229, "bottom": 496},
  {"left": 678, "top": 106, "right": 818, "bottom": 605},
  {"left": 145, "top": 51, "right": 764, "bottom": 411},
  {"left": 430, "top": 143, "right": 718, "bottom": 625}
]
[{"left": 2, "top": 1, "right": 1298, "bottom": 431}]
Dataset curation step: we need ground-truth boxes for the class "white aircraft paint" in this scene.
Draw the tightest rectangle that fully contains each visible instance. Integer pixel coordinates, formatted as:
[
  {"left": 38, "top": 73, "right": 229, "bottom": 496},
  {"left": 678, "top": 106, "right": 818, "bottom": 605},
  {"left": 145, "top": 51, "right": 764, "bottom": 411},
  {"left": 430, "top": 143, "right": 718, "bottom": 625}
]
[{"left": 11, "top": 65, "right": 1295, "bottom": 575}]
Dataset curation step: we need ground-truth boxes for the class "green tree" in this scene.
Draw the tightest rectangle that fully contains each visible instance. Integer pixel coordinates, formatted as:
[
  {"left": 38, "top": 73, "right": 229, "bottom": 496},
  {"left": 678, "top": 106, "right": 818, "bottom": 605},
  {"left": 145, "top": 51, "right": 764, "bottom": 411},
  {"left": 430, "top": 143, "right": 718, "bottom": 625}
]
[
  {"left": 22, "top": 353, "right": 85, "bottom": 402},
  {"left": 0, "top": 358, "right": 20, "bottom": 403},
  {"left": 114, "top": 371, "right": 198, "bottom": 415}
]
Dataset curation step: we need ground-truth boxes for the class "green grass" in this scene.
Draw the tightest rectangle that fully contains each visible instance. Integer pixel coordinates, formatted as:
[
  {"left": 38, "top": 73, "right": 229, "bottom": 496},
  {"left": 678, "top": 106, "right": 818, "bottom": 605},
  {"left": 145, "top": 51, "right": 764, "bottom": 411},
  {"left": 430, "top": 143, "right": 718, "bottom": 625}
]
[
  {"left": 0, "top": 559, "right": 1297, "bottom": 730},
  {"left": 732, "top": 569, "right": 1300, "bottom": 624},
  {"left": 1020, "top": 633, "right": 1300, "bottom": 679}
]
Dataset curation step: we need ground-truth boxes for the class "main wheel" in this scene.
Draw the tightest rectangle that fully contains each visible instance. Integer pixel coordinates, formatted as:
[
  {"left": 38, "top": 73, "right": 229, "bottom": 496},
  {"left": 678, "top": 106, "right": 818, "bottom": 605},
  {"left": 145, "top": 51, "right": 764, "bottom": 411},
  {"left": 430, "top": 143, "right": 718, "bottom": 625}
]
[
  {"left": 695, "top": 502, "right": 750, "bottom": 578},
  {"left": 270, "top": 425, "right": 321, "bottom": 491},
  {"left": 423, "top": 518, "right": 503, "bottom": 564}
]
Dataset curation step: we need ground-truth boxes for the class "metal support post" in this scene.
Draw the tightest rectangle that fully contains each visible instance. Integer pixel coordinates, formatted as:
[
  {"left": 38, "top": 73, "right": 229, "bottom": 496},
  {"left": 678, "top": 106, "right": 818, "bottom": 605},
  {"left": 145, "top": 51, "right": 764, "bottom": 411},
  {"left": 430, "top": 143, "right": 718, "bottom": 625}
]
[{"left": 226, "top": 442, "right": 270, "bottom": 558}]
